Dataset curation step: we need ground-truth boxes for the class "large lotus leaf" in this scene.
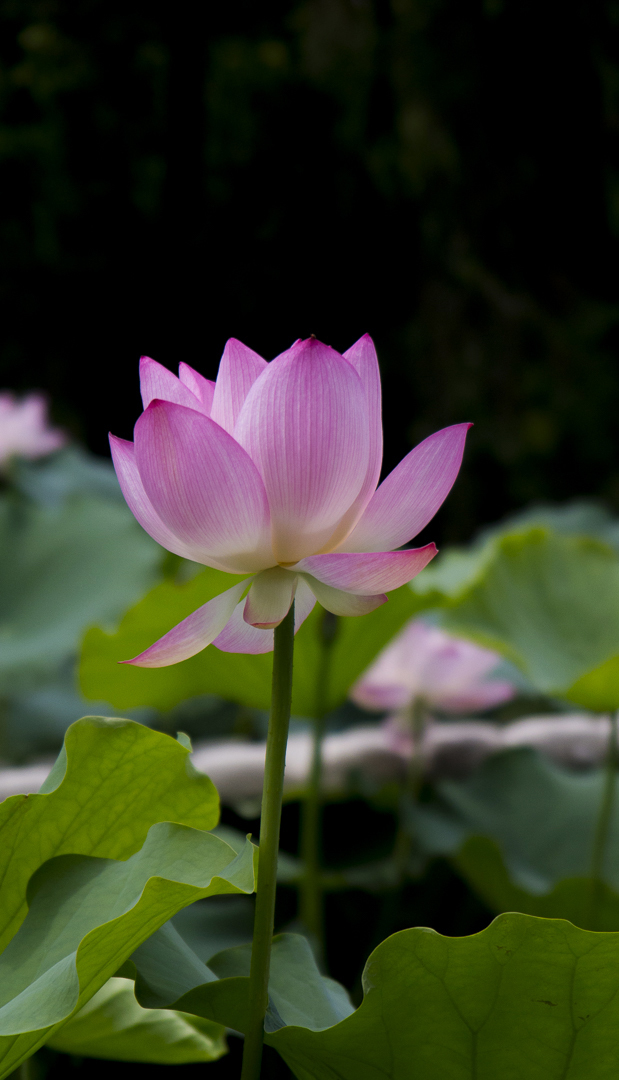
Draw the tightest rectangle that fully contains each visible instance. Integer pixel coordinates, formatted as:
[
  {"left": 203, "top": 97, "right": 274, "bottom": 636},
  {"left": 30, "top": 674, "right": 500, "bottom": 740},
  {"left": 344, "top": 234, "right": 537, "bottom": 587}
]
[
  {"left": 0, "top": 823, "right": 256, "bottom": 1077},
  {"left": 455, "top": 837, "right": 619, "bottom": 931},
  {"left": 79, "top": 566, "right": 433, "bottom": 716},
  {"left": 0, "top": 491, "right": 162, "bottom": 694},
  {"left": 134, "top": 913, "right": 619, "bottom": 1079},
  {"left": 414, "top": 527, "right": 619, "bottom": 708},
  {"left": 411, "top": 747, "right": 619, "bottom": 894},
  {"left": 47, "top": 977, "right": 226, "bottom": 1063},
  {"left": 270, "top": 914, "right": 619, "bottom": 1079},
  {"left": 0, "top": 716, "right": 219, "bottom": 952}
]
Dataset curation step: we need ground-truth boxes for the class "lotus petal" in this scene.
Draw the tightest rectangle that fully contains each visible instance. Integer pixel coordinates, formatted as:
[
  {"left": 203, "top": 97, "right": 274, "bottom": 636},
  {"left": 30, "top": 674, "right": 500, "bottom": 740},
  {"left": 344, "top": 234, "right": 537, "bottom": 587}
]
[
  {"left": 139, "top": 357, "right": 210, "bottom": 416},
  {"left": 234, "top": 338, "right": 370, "bottom": 564},
  {"left": 178, "top": 362, "right": 216, "bottom": 413},
  {"left": 214, "top": 577, "right": 316, "bottom": 654},
  {"left": 352, "top": 618, "right": 517, "bottom": 714},
  {"left": 210, "top": 338, "right": 267, "bottom": 434},
  {"left": 122, "top": 579, "right": 250, "bottom": 667},
  {"left": 134, "top": 400, "right": 273, "bottom": 573},
  {"left": 295, "top": 545, "right": 437, "bottom": 594},
  {"left": 302, "top": 575, "right": 387, "bottom": 616},
  {"left": 340, "top": 423, "right": 471, "bottom": 553},
  {"left": 322, "top": 334, "right": 384, "bottom": 550},
  {"left": 110, "top": 434, "right": 232, "bottom": 569},
  {"left": 243, "top": 567, "right": 298, "bottom": 628}
]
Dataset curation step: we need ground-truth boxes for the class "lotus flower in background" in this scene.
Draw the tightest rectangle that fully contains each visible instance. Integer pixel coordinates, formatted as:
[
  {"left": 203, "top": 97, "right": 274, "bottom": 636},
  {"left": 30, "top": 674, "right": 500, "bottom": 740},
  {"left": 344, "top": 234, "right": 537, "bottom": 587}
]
[
  {"left": 0, "top": 392, "right": 65, "bottom": 468},
  {"left": 352, "top": 617, "right": 517, "bottom": 717},
  {"left": 110, "top": 335, "right": 470, "bottom": 664}
]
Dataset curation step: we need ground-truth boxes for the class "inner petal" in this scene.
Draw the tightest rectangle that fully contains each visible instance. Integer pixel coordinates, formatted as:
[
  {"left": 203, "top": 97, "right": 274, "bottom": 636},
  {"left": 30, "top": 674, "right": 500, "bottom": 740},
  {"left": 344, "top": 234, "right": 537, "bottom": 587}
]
[
  {"left": 234, "top": 338, "right": 370, "bottom": 565},
  {"left": 243, "top": 567, "right": 298, "bottom": 628}
]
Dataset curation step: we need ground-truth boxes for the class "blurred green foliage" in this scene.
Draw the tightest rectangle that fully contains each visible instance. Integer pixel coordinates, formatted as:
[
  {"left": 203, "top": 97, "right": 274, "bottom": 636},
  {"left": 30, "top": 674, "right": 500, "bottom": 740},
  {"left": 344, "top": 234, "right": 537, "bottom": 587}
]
[
  {"left": 1, "top": 0, "right": 619, "bottom": 540},
  {"left": 79, "top": 568, "right": 431, "bottom": 715}
]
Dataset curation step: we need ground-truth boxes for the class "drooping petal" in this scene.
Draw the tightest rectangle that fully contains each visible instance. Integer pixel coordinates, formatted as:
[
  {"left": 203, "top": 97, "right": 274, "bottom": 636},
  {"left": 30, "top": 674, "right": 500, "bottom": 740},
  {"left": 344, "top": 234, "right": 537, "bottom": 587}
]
[
  {"left": 122, "top": 579, "right": 250, "bottom": 667},
  {"left": 213, "top": 576, "right": 316, "bottom": 653},
  {"left": 134, "top": 400, "right": 273, "bottom": 573},
  {"left": 210, "top": 338, "right": 268, "bottom": 434},
  {"left": 294, "top": 545, "right": 437, "bottom": 594},
  {"left": 302, "top": 574, "right": 387, "bottom": 616},
  {"left": 234, "top": 337, "right": 370, "bottom": 564},
  {"left": 321, "top": 334, "right": 384, "bottom": 551},
  {"left": 178, "top": 362, "right": 216, "bottom": 413},
  {"left": 139, "top": 356, "right": 210, "bottom": 416},
  {"left": 339, "top": 423, "right": 472, "bottom": 553},
  {"left": 110, "top": 433, "right": 231, "bottom": 569},
  {"left": 243, "top": 567, "right": 298, "bottom": 628}
]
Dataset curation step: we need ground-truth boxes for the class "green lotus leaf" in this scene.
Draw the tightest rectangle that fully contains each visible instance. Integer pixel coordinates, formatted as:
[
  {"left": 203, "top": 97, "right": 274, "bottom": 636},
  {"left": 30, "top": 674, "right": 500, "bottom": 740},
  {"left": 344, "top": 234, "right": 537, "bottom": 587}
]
[
  {"left": 47, "top": 977, "right": 226, "bottom": 1064},
  {"left": 455, "top": 836, "right": 619, "bottom": 931},
  {"left": 127, "top": 926, "right": 353, "bottom": 1037},
  {"left": 268, "top": 914, "right": 619, "bottom": 1079},
  {"left": 412, "top": 747, "right": 619, "bottom": 895},
  {"left": 0, "top": 489, "right": 161, "bottom": 695},
  {"left": 0, "top": 823, "right": 256, "bottom": 1077},
  {"left": 415, "top": 527, "right": 619, "bottom": 708},
  {"left": 0, "top": 716, "right": 219, "bottom": 954},
  {"left": 129, "top": 911, "right": 619, "bottom": 1079}
]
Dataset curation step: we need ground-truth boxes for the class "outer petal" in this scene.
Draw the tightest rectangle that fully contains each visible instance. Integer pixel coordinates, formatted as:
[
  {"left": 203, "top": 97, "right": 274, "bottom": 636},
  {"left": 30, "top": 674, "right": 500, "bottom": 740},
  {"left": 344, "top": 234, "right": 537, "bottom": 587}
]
[
  {"left": 179, "top": 362, "right": 216, "bottom": 413},
  {"left": 234, "top": 337, "right": 370, "bottom": 564},
  {"left": 339, "top": 423, "right": 471, "bottom": 553},
  {"left": 243, "top": 567, "right": 298, "bottom": 628},
  {"left": 321, "top": 334, "right": 383, "bottom": 551},
  {"left": 294, "top": 545, "right": 437, "bottom": 594},
  {"left": 213, "top": 577, "right": 316, "bottom": 654},
  {"left": 302, "top": 575, "right": 387, "bottom": 616},
  {"left": 110, "top": 433, "right": 230, "bottom": 569},
  {"left": 122, "top": 579, "right": 250, "bottom": 667},
  {"left": 210, "top": 338, "right": 268, "bottom": 434},
  {"left": 134, "top": 400, "right": 273, "bottom": 573},
  {"left": 139, "top": 356, "right": 210, "bottom": 416}
]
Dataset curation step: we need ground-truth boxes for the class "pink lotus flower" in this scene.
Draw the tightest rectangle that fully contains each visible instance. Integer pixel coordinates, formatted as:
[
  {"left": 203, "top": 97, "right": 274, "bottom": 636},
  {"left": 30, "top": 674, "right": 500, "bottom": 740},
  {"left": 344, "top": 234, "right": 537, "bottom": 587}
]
[
  {"left": 110, "top": 336, "right": 470, "bottom": 664},
  {"left": 352, "top": 618, "right": 517, "bottom": 716},
  {"left": 0, "top": 392, "right": 65, "bottom": 468}
]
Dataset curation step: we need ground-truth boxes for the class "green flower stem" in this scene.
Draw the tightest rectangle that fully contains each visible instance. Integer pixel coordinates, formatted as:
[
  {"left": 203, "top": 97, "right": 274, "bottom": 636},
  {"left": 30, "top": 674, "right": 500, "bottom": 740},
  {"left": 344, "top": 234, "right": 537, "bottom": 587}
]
[
  {"left": 241, "top": 603, "right": 296, "bottom": 1080},
  {"left": 299, "top": 611, "right": 338, "bottom": 960},
  {"left": 588, "top": 710, "right": 618, "bottom": 929}
]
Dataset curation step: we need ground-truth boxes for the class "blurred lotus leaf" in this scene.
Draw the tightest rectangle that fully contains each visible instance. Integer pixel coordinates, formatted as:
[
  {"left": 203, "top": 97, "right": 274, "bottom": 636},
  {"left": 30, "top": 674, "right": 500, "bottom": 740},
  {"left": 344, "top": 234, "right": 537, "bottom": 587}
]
[
  {"left": 455, "top": 837, "right": 619, "bottom": 932},
  {"left": 411, "top": 745, "right": 619, "bottom": 928},
  {"left": 0, "top": 447, "right": 162, "bottom": 696},
  {"left": 79, "top": 569, "right": 433, "bottom": 716},
  {"left": 414, "top": 525, "right": 619, "bottom": 709}
]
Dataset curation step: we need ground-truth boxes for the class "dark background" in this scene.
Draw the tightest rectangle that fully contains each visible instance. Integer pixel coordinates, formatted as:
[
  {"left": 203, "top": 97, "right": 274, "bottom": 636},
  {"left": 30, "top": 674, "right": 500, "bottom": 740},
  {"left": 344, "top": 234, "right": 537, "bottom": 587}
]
[
  {"left": 2, "top": 3, "right": 609, "bottom": 1074},
  {"left": 2, "top": 0, "right": 619, "bottom": 544}
]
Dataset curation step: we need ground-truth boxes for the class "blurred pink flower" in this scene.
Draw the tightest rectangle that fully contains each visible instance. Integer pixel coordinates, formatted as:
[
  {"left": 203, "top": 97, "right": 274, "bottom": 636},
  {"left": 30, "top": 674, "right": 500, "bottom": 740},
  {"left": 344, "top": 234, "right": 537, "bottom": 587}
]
[
  {"left": 352, "top": 618, "right": 516, "bottom": 715},
  {"left": 110, "top": 335, "right": 470, "bottom": 664},
  {"left": 0, "top": 392, "right": 65, "bottom": 468}
]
